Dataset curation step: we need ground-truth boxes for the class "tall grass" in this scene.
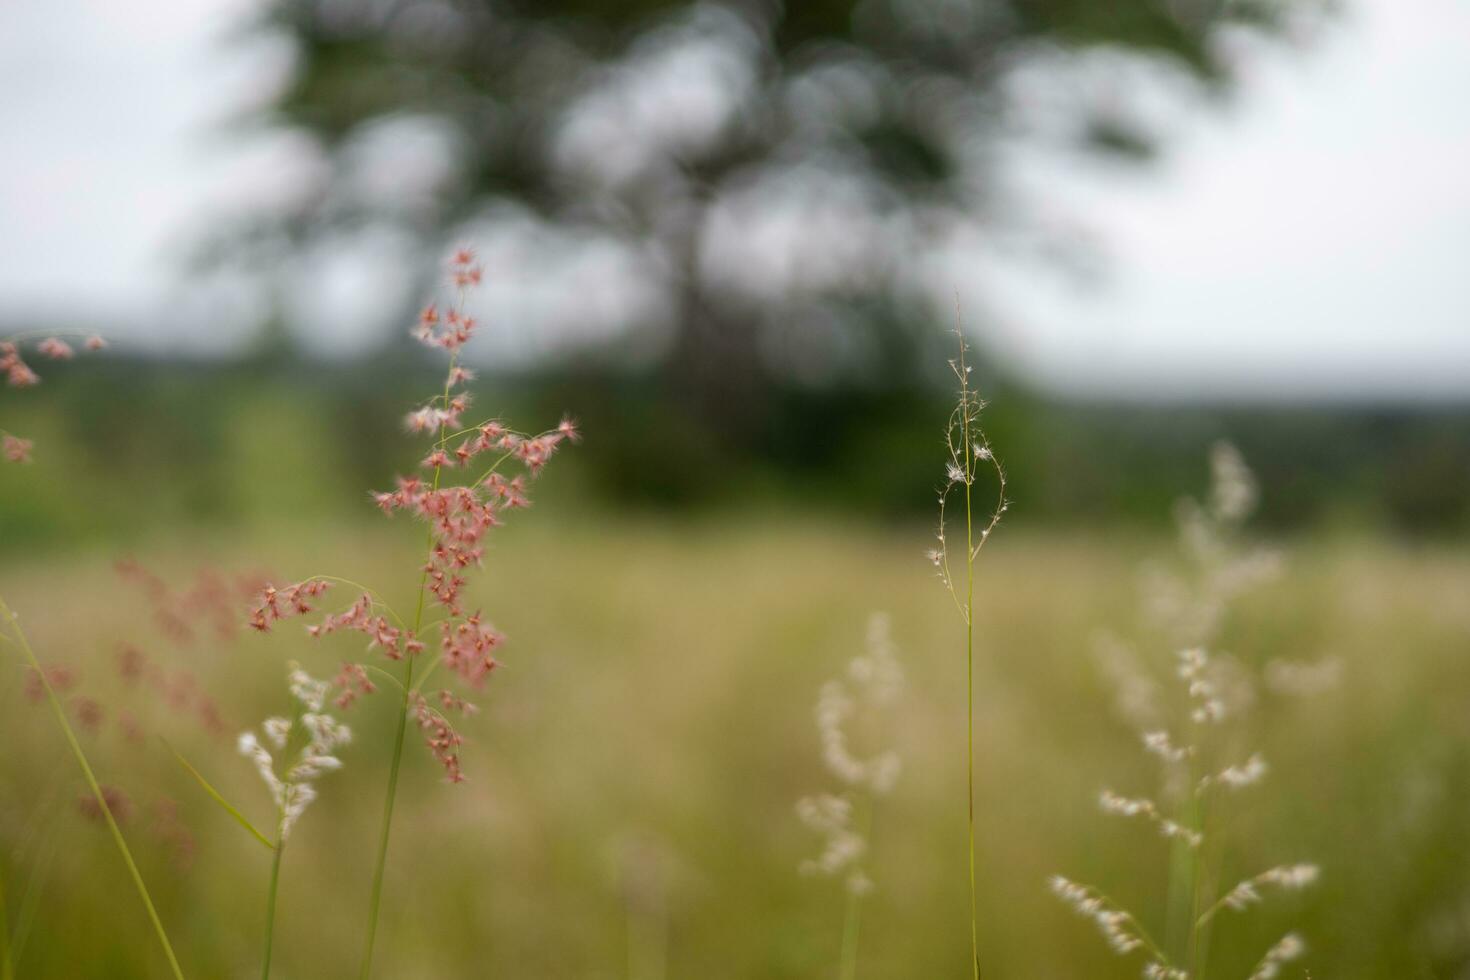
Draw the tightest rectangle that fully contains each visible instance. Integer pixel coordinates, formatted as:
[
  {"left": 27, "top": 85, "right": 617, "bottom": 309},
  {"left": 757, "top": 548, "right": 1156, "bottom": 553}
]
[
  {"left": 931, "top": 333, "right": 1007, "bottom": 977},
  {"left": 240, "top": 250, "right": 576, "bottom": 976},
  {"left": 0, "top": 597, "right": 185, "bottom": 980},
  {"left": 1052, "top": 444, "right": 1320, "bottom": 978},
  {"left": 797, "top": 613, "right": 904, "bottom": 979}
]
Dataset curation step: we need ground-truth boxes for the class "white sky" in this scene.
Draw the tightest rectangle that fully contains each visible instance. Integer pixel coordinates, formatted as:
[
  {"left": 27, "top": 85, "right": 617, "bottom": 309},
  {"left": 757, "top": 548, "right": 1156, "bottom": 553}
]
[{"left": 0, "top": 0, "right": 1466, "bottom": 400}]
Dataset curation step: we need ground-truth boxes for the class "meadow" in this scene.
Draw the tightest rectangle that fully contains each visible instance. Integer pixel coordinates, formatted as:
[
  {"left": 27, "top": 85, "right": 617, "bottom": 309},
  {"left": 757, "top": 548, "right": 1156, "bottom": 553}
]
[{"left": 3, "top": 512, "right": 1467, "bottom": 979}]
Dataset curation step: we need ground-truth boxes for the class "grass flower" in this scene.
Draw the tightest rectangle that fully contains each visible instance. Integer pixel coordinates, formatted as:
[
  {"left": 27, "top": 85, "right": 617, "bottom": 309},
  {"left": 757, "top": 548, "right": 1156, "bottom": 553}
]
[
  {"left": 932, "top": 332, "right": 1006, "bottom": 980},
  {"left": 797, "top": 613, "right": 904, "bottom": 980},
  {"left": 1, "top": 332, "right": 106, "bottom": 461},
  {"left": 1053, "top": 445, "right": 1319, "bottom": 979},
  {"left": 245, "top": 248, "right": 574, "bottom": 976},
  {"left": 237, "top": 662, "right": 353, "bottom": 979}
]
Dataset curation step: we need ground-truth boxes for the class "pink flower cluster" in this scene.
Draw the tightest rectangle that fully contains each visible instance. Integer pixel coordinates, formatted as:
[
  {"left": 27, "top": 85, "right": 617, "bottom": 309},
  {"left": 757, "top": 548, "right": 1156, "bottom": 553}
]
[
  {"left": 409, "top": 690, "right": 475, "bottom": 783},
  {"left": 77, "top": 784, "right": 133, "bottom": 824},
  {"left": 308, "top": 592, "right": 423, "bottom": 660},
  {"left": 333, "top": 662, "right": 377, "bottom": 710},
  {"left": 440, "top": 613, "right": 504, "bottom": 688},
  {"left": 23, "top": 665, "right": 76, "bottom": 703},
  {"left": 2, "top": 341, "right": 43, "bottom": 388},
  {"left": 2, "top": 334, "right": 105, "bottom": 462},
  {"left": 118, "top": 559, "right": 269, "bottom": 647},
  {"left": 3, "top": 435, "right": 31, "bottom": 463},
  {"left": 113, "top": 642, "right": 228, "bottom": 738},
  {"left": 248, "top": 580, "right": 332, "bottom": 633},
  {"left": 247, "top": 248, "right": 574, "bottom": 783},
  {"left": 75, "top": 788, "right": 196, "bottom": 868}
]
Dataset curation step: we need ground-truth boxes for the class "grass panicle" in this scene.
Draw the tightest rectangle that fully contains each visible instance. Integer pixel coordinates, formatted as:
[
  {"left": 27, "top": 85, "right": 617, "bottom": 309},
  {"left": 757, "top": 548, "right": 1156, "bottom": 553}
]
[
  {"left": 1053, "top": 445, "right": 1319, "bottom": 979},
  {"left": 931, "top": 330, "right": 1007, "bottom": 979},
  {"left": 797, "top": 613, "right": 905, "bottom": 980}
]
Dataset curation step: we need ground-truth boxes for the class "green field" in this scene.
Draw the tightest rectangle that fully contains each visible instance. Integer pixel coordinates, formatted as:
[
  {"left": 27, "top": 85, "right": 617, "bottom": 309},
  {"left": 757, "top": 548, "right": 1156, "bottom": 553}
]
[{"left": 2, "top": 517, "right": 1467, "bottom": 978}]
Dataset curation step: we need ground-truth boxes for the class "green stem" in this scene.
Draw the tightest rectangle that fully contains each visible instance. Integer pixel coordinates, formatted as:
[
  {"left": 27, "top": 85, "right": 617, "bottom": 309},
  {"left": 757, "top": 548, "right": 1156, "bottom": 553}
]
[
  {"left": 0, "top": 598, "right": 185, "bottom": 980},
  {"left": 261, "top": 836, "right": 284, "bottom": 980},
  {"left": 837, "top": 797, "right": 874, "bottom": 980},
  {"left": 1, "top": 853, "right": 14, "bottom": 980},
  {"left": 9, "top": 818, "right": 60, "bottom": 969},
  {"left": 359, "top": 652, "right": 415, "bottom": 980},
  {"left": 960, "top": 370, "right": 981, "bottom": 980},
  {"left": 1185, "top": 734, "right": 1210, "bottom": 978},
  {"left": 838, "top": 885, "right": 862, "bottom": 980},
  {"left": 358, "top": 344, "right": 460, "bottom": 979}
]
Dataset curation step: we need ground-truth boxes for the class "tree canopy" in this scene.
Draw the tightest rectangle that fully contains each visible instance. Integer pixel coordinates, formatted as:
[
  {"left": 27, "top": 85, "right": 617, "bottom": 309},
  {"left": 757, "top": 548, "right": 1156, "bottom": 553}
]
[{"left": 232, "top": 0, "right": 1323, "bottom": 429}]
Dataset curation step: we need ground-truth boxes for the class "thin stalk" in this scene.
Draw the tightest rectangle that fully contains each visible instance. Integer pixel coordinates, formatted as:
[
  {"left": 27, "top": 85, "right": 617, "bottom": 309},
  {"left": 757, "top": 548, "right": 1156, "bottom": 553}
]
[
  {"left": 960, "top": 356, "right": 981, "bottom": 980},
  {"left": 9, "top": 819, "right": 60, "bottom": 969},
  {"left": 1, "top": 856, "right": 13, "bottom": 980},
  {"left": 358, "top": 649, "right": 415, "bottom": 980},
  {"left": 260, "top": 835, "right": 284, "bottom": 980},
  {"left": 838, "top": 885, "right": 862, "bottom": 980},
  {"left": 837, "top": 798, "right": 874, "bottom": 980},
  {"left": 358, "top": 343, "right": 460, "bottom": 979},
  {"left": 1184, "top": 724, "right": 1211, "bottom": 978},
  {"left": 0, "top": 598, "right": 185, "bottom": 980}
]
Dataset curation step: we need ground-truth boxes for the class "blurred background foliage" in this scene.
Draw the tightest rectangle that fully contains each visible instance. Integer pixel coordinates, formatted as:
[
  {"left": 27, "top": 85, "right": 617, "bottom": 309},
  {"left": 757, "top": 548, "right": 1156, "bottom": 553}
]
[{"left": 1, "top": 352, "right": 1465, "bottom": 553}]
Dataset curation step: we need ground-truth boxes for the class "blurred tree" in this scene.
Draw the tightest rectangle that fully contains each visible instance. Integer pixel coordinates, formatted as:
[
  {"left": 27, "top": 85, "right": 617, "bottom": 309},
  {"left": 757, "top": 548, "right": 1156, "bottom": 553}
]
[{"left": 227, "top": 0, "right": 1324, "bottom": 438}]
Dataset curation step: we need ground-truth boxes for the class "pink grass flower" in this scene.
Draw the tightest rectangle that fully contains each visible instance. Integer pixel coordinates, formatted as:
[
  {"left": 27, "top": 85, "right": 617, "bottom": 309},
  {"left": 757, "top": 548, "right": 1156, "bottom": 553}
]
[
  {"left": 3, "top": 434, "right": 33, "bottom": 463},
  {"left": 37, "top": 337, "right": 74, "bottom": 360},
  {"left": 23, "top": 665, "right": 76, "bottom": 703},
  {"left": 251, "top": 247, "right": 573, "bottom": 785},
  {"left": 333, "top": 662, "right": 378, "bottom": 709},
  {"left": 77, "top": 785, "right": 133, "bottom": 824}
]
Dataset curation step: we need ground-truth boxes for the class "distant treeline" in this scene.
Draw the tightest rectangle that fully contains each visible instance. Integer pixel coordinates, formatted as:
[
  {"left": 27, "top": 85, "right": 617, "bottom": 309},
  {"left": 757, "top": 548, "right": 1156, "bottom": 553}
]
[{"left": 1, "top": 353, "right": 1466, "bottom": 549}]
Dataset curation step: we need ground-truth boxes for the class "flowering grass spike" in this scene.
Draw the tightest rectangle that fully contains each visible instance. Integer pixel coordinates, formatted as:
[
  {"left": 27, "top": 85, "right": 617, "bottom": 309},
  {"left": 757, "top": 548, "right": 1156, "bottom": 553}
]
[
  {"left": 932, "top": 331, "right": 1006, "bottom": 980},
  {"left": 244, "top": 249, "right": 574, "bottom": 978},
  {"left": 1052, "top": 445, "right": 1319, "bottom": 979}
]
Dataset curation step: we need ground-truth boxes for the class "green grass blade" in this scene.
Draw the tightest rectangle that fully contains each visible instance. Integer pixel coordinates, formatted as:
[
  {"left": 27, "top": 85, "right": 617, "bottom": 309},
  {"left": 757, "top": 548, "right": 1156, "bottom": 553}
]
[
  {"left": 10, "top": 819, "right": 60, "bottom": 967},
  {"left": 0, "top": 597, "right": 186, "bottom": 980},
  {"left": 161, "top": 739, "right": 275, "bottom": 852}
]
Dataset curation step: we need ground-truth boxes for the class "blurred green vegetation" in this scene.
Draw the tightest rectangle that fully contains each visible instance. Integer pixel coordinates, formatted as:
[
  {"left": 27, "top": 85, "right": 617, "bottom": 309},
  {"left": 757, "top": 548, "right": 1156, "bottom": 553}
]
[
  {"left": 1, "top": 521, "right": 1468, "bottom": 978},
  {"left": 1, "top": 353, "right": 1467, "bottom": 555}
]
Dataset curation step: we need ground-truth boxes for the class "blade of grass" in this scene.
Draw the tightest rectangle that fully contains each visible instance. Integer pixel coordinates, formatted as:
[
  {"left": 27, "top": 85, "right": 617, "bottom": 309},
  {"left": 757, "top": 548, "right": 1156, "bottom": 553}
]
[
  {"left": 161, "top": 738, "right": 274, "bottom": 851},
  {"left": 9, "top": 819, "right": 59, "bottom": 969},
  {"left": 260, "top": 831, "right": 284, "bottom": 980},
  {"left": 1, "top": 855, "right": 14, "bottom": 980},
  {"left": 0, "top": 597, "right": 186, "bottom": 980}
]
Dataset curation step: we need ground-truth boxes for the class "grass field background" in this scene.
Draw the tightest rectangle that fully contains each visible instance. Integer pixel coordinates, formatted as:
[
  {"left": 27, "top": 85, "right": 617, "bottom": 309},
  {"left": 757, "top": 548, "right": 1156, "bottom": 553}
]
[{"left": 3, "top": 516, "right": 1467, "bottom": 978}]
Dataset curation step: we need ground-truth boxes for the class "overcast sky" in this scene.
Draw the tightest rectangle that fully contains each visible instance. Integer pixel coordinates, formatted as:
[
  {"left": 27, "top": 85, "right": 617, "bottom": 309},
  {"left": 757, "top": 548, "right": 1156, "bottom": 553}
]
[{"left": 1, "top": 0, "right": 1466, "bottom": 400}]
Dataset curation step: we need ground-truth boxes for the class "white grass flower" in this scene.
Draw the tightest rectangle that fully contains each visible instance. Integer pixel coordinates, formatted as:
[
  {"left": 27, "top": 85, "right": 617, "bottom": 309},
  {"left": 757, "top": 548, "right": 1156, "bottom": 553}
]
[
  {"left": 287, "top": 665, "right": 329, "bottom": 712},
  {"left": 1208, "top": 753, "right": 1269, "bottom": 791},
  {"left": 1208, "top": 441, "right": 1258, "bottom": 525},
  {"left": 1099, "top": 791, "right": 1204, "bottom": 848},
  {"left": 263, "top": 716, "right": 292, "bottom": 749},
  {"left": 1141, "top": 730, "right": 1189, "bottom": 764},
  {"left": 1093, "top": 635, "right": 1165, "bottom": 730},
  {"left": 797, "top": 614, "right": 905, "bottom": 907},
  {"left": 812, "top": 615, "right": 905, "bottom": 796},
  {"left": 849, "top": 613, "right": 903, "bottom": 705},
  {"left": 240, "top": 662, "right": 352, "bottom": 841},
  {"left": 1177, "top": 648, "right": 1227, "bottom": 724},
  {"left": 1049, "top": 876, "right": 1164, "bottom": 959},
  {"left": 1247, "top": 933, "right": 1306, "bottom": 980},
  {"left": 1208, "top": 865, "right": 1320, "bottom": 919},
  {"left": 1057, "top": 446, "right": 1318, "bottom": 979},
  {"left": 796, "top": 793, "right": 868, "bottom": 894}
]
